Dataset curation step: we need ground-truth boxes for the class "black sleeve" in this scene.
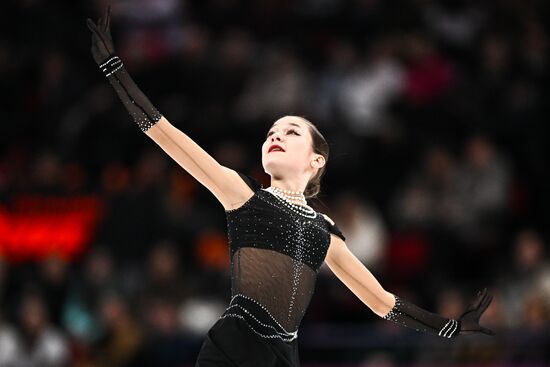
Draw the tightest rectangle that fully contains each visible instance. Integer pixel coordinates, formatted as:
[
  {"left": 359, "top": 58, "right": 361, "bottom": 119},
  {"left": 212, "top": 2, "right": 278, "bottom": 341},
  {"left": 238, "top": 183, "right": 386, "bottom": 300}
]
[
  {"left": 322, "top": 215, "right": 346, "bottom": 241},
  {"left": 236, "top": 171, "right": 262, "bottom": 192},
  {"left": 328, "top": 222, "right": 346, "bottom": 241},
  {"left": 383, "top": 295, "right": 461, "bottom": 338}
]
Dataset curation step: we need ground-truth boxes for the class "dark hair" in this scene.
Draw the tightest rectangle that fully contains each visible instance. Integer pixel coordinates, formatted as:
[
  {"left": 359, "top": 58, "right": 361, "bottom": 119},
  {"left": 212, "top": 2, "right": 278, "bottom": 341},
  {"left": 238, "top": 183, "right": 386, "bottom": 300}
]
[{"left": 270, "top": 116, "right": 329, "bottom": 199}]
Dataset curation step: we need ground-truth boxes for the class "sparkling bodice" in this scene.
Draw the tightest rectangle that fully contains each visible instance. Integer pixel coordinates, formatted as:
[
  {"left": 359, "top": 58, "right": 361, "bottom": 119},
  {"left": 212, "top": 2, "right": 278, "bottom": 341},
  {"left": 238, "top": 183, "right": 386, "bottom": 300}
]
[{"left": 223, "top": 172, "right": 345, "bottom": 338}]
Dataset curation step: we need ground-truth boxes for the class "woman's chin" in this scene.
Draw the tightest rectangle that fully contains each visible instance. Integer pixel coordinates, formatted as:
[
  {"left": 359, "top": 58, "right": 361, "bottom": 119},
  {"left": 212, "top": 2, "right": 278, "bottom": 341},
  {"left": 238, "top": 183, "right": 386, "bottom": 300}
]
[
  {"left": 263, "top": 159, "right": 284, "bottom": 171},
  {"left": 263, "top": 162, "right": 287, "bottom": 177}
]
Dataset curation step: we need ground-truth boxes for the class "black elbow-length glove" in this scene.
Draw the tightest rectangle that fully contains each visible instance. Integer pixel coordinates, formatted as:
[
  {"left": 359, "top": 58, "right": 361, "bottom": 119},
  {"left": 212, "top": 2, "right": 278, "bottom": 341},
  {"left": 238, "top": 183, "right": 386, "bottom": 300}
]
[
  {"left": 86, "top": 5, "right": 161, "bottom": 132},
  {"left": 383, "top": 288, "right": 495, "bottom": 338}
]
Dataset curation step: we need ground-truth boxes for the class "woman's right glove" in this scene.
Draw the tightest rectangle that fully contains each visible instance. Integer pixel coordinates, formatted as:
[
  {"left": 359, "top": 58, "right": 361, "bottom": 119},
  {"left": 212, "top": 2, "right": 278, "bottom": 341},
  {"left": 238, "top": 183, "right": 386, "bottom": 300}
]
[
  {"left": 86, "top": 4, "right": 162, "bottom": 132},
  {"left": 86, "top": 4, "right": 115, "bottom": 68}
]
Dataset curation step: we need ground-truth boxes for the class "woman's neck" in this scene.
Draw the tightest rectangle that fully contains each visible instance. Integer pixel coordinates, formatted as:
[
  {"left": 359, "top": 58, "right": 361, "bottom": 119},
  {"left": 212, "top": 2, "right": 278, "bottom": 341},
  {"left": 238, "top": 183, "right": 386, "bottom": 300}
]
[{"left": 269, "top": 177, "right": 306, "bottom": 194}]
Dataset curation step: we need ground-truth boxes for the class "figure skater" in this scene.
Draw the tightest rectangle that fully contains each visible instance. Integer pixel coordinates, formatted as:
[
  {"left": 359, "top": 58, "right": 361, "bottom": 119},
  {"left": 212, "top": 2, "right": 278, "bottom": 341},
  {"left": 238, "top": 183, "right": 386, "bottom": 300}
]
[{"left": 87, "top": 6, "right": 495, "bottom": 366}]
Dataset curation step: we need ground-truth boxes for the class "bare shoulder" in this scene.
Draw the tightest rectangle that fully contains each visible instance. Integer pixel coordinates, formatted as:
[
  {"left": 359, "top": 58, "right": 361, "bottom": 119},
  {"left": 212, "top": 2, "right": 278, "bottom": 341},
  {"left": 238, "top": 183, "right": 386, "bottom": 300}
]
[{"left": 325, "top": 227, "right": 347, "bottom": 266}]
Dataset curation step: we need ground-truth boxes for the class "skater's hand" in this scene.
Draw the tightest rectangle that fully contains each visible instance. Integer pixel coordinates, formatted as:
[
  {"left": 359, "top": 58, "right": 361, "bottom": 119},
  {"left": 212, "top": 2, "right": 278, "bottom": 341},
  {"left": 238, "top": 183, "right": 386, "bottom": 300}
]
[
  {"left": 458, "top": 287, "right": 495, "bottom": 336},
  {"left": 86, "top": 4, "right": 115, "bottom": 65}
]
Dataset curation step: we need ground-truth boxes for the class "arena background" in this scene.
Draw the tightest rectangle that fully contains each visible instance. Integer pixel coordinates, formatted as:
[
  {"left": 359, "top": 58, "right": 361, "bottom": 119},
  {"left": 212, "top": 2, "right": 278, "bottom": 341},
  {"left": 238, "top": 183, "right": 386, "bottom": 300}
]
[{"left": 1, "top": 0, "right": 549, "bottom": 365}]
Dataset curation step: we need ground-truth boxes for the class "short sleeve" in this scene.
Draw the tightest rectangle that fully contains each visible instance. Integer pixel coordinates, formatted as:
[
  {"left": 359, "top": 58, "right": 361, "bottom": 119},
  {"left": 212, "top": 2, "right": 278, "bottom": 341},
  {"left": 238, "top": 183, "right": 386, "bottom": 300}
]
[
  {"left": 321, "top": 214, "right": 346, "bottom": 241},
  {"left": 236, "top": 171, "right": 262, "bottom": 192}
]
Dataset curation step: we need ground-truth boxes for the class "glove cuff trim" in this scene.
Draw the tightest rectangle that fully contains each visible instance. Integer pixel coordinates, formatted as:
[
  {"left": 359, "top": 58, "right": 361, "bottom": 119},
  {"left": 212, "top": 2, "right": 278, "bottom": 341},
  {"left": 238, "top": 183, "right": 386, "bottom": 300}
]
[
  {"left": 100, "top": 56, "right": 123, "bottom": 77},
  {"left": 438, "top": 319, "right": 460, "bottom": 338},
  {"left": 100, "top": 55, "right": 119, "bottom": 68}
]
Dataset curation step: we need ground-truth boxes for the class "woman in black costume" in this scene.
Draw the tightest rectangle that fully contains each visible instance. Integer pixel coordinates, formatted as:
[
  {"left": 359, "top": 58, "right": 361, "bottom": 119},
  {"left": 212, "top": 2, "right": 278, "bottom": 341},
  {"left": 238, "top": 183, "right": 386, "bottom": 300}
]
[{"left": 87, "top": 6, "right": 495, "bottom": 366}]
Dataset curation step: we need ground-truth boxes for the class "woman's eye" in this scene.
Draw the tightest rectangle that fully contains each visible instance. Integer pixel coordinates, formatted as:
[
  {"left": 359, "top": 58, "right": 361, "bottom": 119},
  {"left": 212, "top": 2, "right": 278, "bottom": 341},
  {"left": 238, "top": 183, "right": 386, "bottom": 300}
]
[{"left": 266, "top": 129, "right": 299, "bottom": 138}]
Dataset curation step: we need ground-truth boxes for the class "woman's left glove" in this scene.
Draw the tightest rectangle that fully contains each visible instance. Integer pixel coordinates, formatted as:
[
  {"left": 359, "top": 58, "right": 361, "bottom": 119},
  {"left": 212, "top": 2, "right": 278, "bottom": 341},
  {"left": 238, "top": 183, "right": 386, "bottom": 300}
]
[
  {"left": 458, "top": 287, "right": 495, "bottom": 336},
  {"left": 383, "top": 287, "right": 496, "bottom": 338}
]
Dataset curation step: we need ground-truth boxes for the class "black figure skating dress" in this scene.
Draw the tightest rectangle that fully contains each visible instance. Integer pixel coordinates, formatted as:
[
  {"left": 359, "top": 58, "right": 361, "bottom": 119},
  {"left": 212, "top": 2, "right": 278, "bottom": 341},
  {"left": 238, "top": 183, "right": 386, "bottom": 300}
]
[{"left": 195, "top": 172, "right": 345, "bottom": 367}]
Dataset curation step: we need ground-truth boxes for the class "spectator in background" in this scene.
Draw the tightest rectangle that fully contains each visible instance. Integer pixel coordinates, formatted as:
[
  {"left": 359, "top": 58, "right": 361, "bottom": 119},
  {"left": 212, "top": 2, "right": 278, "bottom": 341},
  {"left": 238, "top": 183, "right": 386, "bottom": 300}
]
[
  {"left": 235, "top": 47, "right": 310, "bottom": 123},
  {"left": 93, "top": 292, "right": 142, "bottom": 367},
  {"left": 0, "top": 314, "right": 19, "bottom": 366},
  {"left": 311, "top": 40, "right": 357, "bottom": 127},
  {"left": 0, "top": 259, "right": 10, "bottom": 313},
  {"left": 401, "top": 33, "right": 455, "bottom": 107},
  {"left": 97, "top": 149, "right": 167, "bottom": 261},
  {"left": 38, "top": 256, "right": 70, "bottom": 327},
  {"left": 214, "top": 29, "right": 257, "bottom": 125},
  {"left": 325, "top": 191, "right": 387, "bottom": 273},
  {"left": 136, "top": 297, "right": 197, "bottom": 366},
  {"left": 178, "top": 295, "right": 226, "bottom": 337},
  {"left": 452, "top": 135, "right": 511, "bottom": 244},
  {"left": 520, "top": 21, "right": 548, "bottom": 78},
  {"left": 159, "top": 168, "right": 207, "bottom": 249},
  {"left": 338, "top": 37, "right": 404, "bottom": 136},
  {"left": 141, "top": 241, "right": 187, "bottom": 304},
  {"left": 113, "top": 0, "right": 188, "bottom": 65},
  {"left": 63, "top": 246, "right": 117, "bottom": 346},
  {"left": 472, "top": 34, "right": 512, "bottom": 135},
  {"left": 498, "top": 230, "right": 550, "bottom": 329},
  {"left": 422, "top": 0, "right": 483, "bottom": 52},
  {"left": 29, "top": 152, "right": 63, "bottom": 195},
  {"left": 391, "top": 146, "right": 460, "bottom": 231},
  {"left": 514, "top": 292, "right": 550, "bottom": 362},
  {"left": 15, "top": 292, "right": 69, "bottom": 367},
  {"left": 392, "top": 137, "right": 510, "bottom": 240}
]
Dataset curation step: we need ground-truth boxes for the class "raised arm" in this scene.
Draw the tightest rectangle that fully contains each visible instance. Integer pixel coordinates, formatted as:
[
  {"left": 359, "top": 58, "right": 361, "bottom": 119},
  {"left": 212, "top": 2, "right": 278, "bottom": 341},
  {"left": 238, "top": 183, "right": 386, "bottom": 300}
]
[
  {"left": 86, "top": 6, "right": 252, "bottom": 210},
  {"left": 324, "top": 233, "right": 495, "bottom": 338}
]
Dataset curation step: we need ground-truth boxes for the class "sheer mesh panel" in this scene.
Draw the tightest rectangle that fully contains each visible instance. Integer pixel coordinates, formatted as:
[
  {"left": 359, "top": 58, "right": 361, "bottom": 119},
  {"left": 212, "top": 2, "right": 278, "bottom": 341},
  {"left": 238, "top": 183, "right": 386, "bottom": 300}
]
[{"left": 231, "top": 247, "right": 317, "bottom": 332}]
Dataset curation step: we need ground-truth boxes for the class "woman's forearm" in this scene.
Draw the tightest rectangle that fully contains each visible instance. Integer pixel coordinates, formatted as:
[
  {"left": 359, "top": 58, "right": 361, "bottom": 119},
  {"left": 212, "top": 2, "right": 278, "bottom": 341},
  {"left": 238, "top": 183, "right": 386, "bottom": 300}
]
[
  {"left": 144, "top": 117, "right": 235, "bottom": 199},
  {"left": 382, "top": 293, "right": 460, "bottom": 338},
  {"left": 101, "top": 57, "right": 162, "bottom": 132}
]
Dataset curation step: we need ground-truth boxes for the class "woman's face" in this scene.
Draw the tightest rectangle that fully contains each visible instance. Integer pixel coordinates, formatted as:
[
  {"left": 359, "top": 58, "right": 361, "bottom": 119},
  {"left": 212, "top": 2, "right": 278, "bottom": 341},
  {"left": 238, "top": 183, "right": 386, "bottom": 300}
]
[{"left": 261, "top": 116, "right": 321, "bottom": 180}]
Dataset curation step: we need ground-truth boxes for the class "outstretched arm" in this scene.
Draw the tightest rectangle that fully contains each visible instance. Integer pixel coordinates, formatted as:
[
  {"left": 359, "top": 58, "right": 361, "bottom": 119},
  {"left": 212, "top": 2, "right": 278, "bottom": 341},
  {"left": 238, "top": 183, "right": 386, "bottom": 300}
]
[
  {"left": 86, "top": 6, "right": 252, "bottom": 211},
  {"left": 324, "top": 233, "right": 495, "bottom": 338}
]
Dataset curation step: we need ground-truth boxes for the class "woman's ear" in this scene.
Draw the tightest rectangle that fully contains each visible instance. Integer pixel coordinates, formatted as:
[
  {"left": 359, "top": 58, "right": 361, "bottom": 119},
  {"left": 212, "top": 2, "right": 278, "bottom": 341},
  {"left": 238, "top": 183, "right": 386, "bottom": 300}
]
[{"left": 311, "top": 154, "right": 326, "bottom": 169}]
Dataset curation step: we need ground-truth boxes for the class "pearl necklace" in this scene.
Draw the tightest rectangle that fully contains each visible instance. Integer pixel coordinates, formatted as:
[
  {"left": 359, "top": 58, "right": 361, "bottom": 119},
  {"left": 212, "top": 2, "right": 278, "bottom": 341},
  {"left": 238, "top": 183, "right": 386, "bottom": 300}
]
[
  {"left": 268, "top": 186, "right": 307, "bottom": 205},
  {"left": 264, "top": 186, "right": 317, "bottom": 218}
]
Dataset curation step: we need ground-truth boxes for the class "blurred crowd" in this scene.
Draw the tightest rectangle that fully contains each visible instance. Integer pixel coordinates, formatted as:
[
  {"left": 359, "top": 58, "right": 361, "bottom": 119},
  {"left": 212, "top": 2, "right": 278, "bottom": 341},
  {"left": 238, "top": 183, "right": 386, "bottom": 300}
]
[{"left": 1, "top": 0, "right": 550, "bottom": 365}]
